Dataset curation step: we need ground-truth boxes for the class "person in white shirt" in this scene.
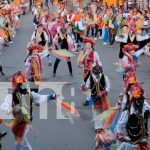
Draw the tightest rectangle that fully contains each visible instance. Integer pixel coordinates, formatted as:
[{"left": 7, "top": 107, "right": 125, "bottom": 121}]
[
  {"left": 31, "top": 24, "right": 48, "bottom": 47},
  {"left": 75, "top": 16, "right": 86, "bottom": 51}
]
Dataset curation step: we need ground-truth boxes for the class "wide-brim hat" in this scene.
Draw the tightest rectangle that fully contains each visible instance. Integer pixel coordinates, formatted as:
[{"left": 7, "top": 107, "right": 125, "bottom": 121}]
[
  {"left": 123, "top": 43, "right": 139, "bottom": 52},
  {"left": 83, "top": 37, "right": 96, "bottom": 45},
  {"left": 37, "top": 23, "right": 43, "bottom": 28},
  {"left": 10, "top": 71, "right": 27, "bottom": 89},
  {"left": 27, "top": 44, "right": 44, "bottom": 52}
]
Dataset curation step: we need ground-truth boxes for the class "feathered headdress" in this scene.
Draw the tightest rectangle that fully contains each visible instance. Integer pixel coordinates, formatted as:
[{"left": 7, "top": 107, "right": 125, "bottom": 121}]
[
  {"left": 123, "top": 43, "right": 139, "bottom": 52},
  {"left": 27, "top": 44, "right": 44, "bottom": 52},
  {"left": 83, "top": 37, "right": 96, "bottom": 45},
  {"left": 11, "top": 71, "right": 27, "bottom": 89},
  {"left": 124, "top": 71, "right": 137, "bottom": 88},
  {"left": 130, "top": 82, "right": 143, "bottom": 99}
]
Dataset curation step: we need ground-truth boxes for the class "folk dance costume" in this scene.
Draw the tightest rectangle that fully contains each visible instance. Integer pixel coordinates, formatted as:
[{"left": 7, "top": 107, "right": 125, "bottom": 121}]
[
  {"left": 9, "top": 106, "right": 32, "bottom": 150},
  {"left": 94, "top": 72, "right": 150, "bottom": 149},
  {"left": 31, "top": 24, "right": 48, "bottom": 47},
  {"left": 72, "top": 13, "right": 86, "bottom": 51},
  {"left": 32, "top": 3, "right": 40, "bottom": 26},
  {"left": 52, "top": 29, "right": 73, "bottom": 77},
  {"left": 115, "top": 83, "right": 150, "bottom": 150},
  {"left": 119, "top": 43, "right": 147, "bottom": 76},
  {"left": 25, "top": 44, "right": 43, "bottom": 93},
  {"left": 94, "top": 70, "right": 139, "bottom": 149},
  {"left": 81, "top": 65, "right": 110, "bottom": 130},
  {"left": 77, "top": 37, "right": 102, "bottom": 84},
  {"left": 11, "top": 71, "right": 28, "bottom": 107},
  {"left": 31, "top": 24, "right": 52, "bottom": 66},
  {"left": 115, "top": 25, "right": 137, "bottom": 59},
  {"left": 136, "top": 19, "right": 150, "bottom": 49},
  {"left": 120, "top": 44, "right": 139, "bottom": 73},
  {"left": 1, "top": 71, "right": 56, "bottom": 115},
  {"left": 4, "top": 72, "right": 32, "bottom": 150},
  {"left": 85, "top": 13, "right": 94, "bottom": 37}
]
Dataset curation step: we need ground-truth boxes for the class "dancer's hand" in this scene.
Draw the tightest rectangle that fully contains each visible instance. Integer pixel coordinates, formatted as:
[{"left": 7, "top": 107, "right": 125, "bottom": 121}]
[
  {"left": 80, "top": 83, "right": 87, "bottom": 92},
  {"left": 77, "top": 62, "right": 83, "bottom": 68},
  {"left": 98, "top": 90, "right": 107, "bottom": 97},
  {"left": 117, "top": 133, "right": 131, "bottom": 142}
]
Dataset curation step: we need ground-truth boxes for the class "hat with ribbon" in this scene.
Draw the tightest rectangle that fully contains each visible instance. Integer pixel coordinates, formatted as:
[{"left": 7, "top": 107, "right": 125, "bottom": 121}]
[
  {"left": 27, "top": 43, "right": 44, "bottom": 52},
  {"left": 10, "top": 71, "right": 27, "bottom": 89},
  {"left": 123, "top": 43, "right": 139, "bottom": 52},
  {"left": 83, "top": 37, "right": 96, "bottom": 45}
]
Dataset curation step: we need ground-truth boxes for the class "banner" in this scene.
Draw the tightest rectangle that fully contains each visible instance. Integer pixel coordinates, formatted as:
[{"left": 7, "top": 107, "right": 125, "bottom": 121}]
[{"left": 103, "top": 0, "right": 123, "bottom": 6}]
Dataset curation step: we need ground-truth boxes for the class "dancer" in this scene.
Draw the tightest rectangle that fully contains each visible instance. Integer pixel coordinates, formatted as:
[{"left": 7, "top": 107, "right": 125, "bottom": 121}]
[
  {"left": 52, "top": 28, "right": 73, "bottom": 77},
  {"left": 25, "top": 44, "right": 43, "bottom": 93},
  {"left": 81, "top": 65, "right": 110, "bottom": 130},
  {"left": 115, "top": 83, "right": 150, "bottom": 150},
  {"left": 1, "top": 71, "right": 56, "bottom": 115},
  {"left": 115, "top": 25, "right": 137, "bottom": 59},
  {"left": 120, "top": 43, "right": 140, "bottom": 73},
  {"left": 31, "top": 24, "right": 48, "bottom": 47},
  {"left": 77, "top": 37, "right": 102, "bottom": 84},
  {"left": 9, "top": 106, "right": 32, "bottom": 150}
]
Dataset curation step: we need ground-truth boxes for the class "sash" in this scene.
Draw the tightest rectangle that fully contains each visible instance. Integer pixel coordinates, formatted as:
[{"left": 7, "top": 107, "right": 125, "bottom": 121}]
[
  {"left": 31, "top": 55, "right": 42, "bottom": 83},
  {"left": 125, "top": 52, "right": 134, "bottom": 65}
]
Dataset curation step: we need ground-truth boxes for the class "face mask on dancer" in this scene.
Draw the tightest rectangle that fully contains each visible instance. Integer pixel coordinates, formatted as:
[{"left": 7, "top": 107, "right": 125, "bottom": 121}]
[{"left": 92, "top": 65, "right": 103, "bottom": 79}]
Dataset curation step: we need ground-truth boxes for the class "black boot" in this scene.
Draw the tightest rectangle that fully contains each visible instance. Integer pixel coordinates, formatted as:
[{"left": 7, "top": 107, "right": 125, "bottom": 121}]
[
  {"left": 67, "top": 61, "right": 73, "bottom": 76},
  {"left": 53, "top": 58, "right": 60, "bottom": 76},
  {"left": 0, "top": 66, "right": 4, "bottom": 76}
]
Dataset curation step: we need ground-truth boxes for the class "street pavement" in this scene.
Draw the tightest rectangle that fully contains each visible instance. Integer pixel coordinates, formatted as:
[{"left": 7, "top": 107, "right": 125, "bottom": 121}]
[{"left": 0, "top": 4, "right": 150, "bottom": 150}]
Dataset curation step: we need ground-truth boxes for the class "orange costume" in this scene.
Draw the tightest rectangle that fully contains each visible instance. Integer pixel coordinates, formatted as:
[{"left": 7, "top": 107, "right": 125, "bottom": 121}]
[
  {"left": 27, "top": 44, "right": 43, "bottom": 84},
  {"left": 31, "top": 54, "right": 42, "bottom": 84},
  {"left": 77, "top": 38, "right": 102, "bottom": 83}
]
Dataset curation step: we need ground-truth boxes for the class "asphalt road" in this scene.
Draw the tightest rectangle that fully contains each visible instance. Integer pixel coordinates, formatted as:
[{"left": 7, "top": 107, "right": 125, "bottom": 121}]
[{"left": 0, "top": 4, "right": 150, "bottom": 150}]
